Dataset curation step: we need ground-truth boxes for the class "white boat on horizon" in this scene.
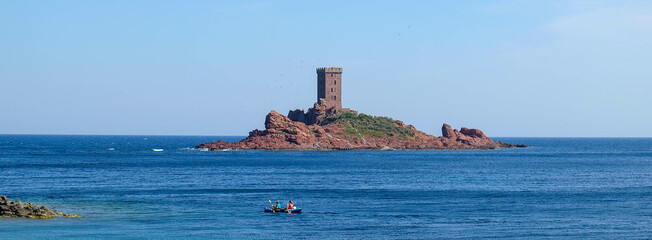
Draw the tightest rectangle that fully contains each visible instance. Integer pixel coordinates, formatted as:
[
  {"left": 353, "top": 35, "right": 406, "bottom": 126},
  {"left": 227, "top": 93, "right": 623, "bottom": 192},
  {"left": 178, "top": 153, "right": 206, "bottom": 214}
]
[{"left": 152, "top": 149, "right": 164, "bottom": 152}]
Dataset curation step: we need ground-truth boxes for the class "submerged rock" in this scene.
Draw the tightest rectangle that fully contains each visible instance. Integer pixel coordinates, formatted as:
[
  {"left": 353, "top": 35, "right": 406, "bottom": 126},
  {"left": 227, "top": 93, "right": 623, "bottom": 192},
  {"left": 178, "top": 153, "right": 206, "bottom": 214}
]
[{"left": 0, "top": 195, "right": 81, "bottom": 219}]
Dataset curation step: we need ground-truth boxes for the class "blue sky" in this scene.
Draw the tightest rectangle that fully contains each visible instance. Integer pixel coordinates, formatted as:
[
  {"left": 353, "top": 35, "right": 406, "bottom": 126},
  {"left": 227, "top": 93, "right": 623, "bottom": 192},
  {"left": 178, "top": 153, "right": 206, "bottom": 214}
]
[{"left": 1, "top": 0, "right": 651, "bottom": 137}]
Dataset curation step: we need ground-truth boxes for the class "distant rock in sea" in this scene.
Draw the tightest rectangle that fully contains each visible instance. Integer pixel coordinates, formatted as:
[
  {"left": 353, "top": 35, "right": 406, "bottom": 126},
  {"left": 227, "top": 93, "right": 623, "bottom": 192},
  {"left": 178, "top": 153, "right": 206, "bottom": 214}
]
[
  {"left": 197, "top": 101, "right": 525, "bottom": 151},
  {"left": 0, "top": 195, "right": 81, "bottom": 219},
  {"left": 197, "top": 67, "right": 525, "bottom": 151}
]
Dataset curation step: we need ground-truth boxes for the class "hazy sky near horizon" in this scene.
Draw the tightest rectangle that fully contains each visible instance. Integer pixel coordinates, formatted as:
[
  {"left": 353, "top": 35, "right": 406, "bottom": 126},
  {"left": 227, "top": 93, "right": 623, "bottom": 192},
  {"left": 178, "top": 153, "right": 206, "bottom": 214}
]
[{"left": 1, "top": 0, "right": 651, "bottom": 137}]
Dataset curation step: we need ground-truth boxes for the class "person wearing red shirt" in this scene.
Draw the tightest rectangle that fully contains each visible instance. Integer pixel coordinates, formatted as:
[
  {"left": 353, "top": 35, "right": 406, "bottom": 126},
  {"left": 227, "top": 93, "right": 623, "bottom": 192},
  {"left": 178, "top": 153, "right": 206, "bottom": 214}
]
[{"left": 287, "top": 200, "right": 296, "bottom": 210}]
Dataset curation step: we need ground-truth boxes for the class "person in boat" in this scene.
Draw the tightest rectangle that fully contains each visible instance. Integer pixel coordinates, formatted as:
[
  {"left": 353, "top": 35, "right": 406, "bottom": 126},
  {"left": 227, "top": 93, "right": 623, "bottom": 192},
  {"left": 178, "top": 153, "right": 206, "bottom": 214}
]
[
  {"left": 287, "top": 200, "right": 296, "bottom": 210},
  {"left": 272, "top": 200, "right": 282, "bottom": 211}
]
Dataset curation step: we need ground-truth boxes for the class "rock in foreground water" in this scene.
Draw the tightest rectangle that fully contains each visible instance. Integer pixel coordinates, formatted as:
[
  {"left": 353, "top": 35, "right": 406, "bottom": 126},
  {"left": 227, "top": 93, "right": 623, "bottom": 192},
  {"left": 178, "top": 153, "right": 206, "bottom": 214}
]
[{"left": 0, "top": 195, "right": 81, "bottom": 219}]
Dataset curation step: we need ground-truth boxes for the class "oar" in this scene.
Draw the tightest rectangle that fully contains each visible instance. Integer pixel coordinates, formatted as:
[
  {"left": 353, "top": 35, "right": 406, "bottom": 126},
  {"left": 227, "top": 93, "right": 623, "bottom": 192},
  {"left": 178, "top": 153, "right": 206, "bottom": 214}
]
[{"left": 268, "top": 200, "right": 275, "bottom": 212}]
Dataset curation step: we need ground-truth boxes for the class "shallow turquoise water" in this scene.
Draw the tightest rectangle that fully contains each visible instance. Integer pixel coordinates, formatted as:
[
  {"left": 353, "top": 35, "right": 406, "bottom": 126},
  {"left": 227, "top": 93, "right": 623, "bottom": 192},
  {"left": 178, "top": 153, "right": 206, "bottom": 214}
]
[{"left": 1, "top": 136, "right": 651, "bottom": 239}]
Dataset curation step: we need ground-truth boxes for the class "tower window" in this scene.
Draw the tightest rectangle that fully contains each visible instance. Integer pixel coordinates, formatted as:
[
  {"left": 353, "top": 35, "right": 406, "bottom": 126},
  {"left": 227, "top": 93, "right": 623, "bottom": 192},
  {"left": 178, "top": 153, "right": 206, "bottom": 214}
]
[
  {"left": 330, "top": 74, "right": 333, "bottom": 77},
  {"left": 334, "top": 80, "right": 336, "bottom": 85},
  {"left": 331, "top": 88, "right": 333, "bottom": 92},
  {"left": 334, "top": 96, "right": 337, "bottom": 100}
]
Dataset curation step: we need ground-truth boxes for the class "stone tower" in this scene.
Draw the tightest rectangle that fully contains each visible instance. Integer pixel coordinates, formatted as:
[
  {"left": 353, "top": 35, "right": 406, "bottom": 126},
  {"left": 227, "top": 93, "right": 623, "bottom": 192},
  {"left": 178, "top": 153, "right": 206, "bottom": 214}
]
[{"left": 316, "top": 67, "right": 343, "bottom": 110}]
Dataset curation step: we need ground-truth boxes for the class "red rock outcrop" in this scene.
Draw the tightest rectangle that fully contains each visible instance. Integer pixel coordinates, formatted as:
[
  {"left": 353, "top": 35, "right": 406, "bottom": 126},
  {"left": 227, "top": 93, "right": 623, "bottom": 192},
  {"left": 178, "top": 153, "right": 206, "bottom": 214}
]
[{"left": 197, "top": 107, "right": 523, "bottom": 151}]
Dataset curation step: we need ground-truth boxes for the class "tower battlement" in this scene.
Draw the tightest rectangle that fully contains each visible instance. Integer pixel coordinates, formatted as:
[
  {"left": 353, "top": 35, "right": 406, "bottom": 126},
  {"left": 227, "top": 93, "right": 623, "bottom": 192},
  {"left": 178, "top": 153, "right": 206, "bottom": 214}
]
[
  {"left": 316, "top": 67, "right": 343, "bottom": 110},
  {"left": 316, "top": 67, "right": 343, "bottom": 73}
]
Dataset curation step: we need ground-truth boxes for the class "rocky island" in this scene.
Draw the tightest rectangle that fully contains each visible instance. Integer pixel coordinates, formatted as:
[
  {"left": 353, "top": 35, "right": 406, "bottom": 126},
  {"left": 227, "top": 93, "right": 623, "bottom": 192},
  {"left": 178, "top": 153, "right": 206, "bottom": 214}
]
[
  {"left": 0, "top": 195, "right": 80, "bottom": 219},
  {"left": 198, "top": 67, "right": 525, "bottom": 151}
]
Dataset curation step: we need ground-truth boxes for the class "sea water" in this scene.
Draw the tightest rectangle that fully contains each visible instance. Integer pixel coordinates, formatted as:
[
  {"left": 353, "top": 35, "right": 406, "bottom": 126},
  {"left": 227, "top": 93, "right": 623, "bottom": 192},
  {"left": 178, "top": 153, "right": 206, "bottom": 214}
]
[{"left": 0, "top": 136, "right": 651, "bottom": 239}]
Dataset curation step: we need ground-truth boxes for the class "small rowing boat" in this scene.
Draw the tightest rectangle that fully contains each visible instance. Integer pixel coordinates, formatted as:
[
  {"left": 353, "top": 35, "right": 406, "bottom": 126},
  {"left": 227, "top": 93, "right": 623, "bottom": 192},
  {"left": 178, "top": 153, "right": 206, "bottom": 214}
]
[{"left": 264, "top": 207, "right": 301, "bottom": 213}]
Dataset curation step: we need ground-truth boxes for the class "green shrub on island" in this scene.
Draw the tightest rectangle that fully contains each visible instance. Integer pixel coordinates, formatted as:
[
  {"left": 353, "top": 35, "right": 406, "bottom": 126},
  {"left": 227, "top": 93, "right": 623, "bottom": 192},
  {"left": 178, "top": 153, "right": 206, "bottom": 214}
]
[{"left": 326, "top": 112, "right": 415, "bottom": 138}]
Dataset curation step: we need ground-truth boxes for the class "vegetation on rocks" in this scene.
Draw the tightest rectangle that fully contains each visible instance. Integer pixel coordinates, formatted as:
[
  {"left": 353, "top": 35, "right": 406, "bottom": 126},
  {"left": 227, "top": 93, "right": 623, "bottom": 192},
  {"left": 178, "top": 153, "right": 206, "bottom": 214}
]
[{"left": 325, "top": 112, "right": 416, "bottom": 138}]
